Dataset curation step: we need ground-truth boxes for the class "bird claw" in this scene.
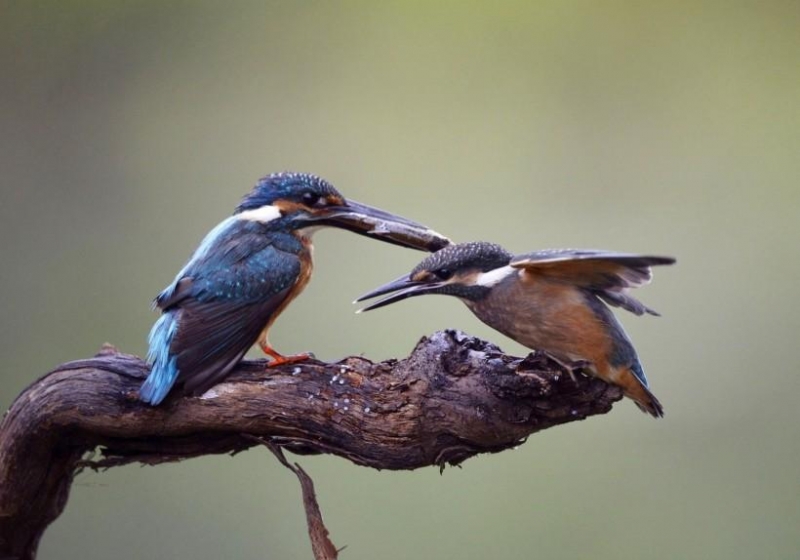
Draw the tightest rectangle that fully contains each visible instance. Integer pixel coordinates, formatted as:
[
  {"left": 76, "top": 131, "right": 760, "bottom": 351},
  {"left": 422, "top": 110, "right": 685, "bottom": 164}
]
[
  {"left": 549, "top": 357, "right": 592, "bottom": 382},
  {"left": 518, "top": 351, "right": 591, "bottom": 382},
  {"left": 266, "top": 352, "right": 314, "bottom": 369}
]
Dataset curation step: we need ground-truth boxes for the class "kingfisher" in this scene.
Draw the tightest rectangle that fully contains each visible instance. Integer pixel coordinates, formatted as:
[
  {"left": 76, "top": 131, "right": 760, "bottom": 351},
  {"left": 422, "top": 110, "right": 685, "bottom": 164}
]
[
  {"left": 356, "top": 242, "right": 675, "bottom": 417},
  {"left": 139, "top": 172, "right": 450, "bottom": 405}
]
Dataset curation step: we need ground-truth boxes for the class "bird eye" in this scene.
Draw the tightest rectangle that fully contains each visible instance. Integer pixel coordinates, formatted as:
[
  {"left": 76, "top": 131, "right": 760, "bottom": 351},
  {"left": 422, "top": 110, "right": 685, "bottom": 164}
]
[
  {"left": 301, "top": 192, "right": 321, "bottom": 206},
  {"left": 435, "top": 268, "right": 453, "bottom": 280}
]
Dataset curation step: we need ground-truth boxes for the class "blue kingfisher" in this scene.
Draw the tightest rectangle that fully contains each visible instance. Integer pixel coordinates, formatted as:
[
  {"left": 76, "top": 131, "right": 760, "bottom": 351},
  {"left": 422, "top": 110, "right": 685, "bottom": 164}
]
[
  {"left": 140, "top": 172, "right": 450, "bottom": 405},
  {"left": 356, "top": 242, "right": 674, "bottom": 417}
]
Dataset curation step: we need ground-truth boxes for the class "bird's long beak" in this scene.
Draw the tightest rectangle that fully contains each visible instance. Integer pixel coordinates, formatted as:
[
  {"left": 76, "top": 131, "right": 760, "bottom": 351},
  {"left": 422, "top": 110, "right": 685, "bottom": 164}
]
[
  {"left": 315, "top": 199, "right": 451, "bottom": 252},
  {"left": 354, "top": 274, "right": 444, "bottom": 312}
]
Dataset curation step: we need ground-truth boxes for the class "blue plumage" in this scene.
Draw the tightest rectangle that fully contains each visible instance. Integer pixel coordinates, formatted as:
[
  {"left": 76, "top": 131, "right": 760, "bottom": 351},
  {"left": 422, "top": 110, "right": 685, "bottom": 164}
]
[
  {"left": 141, "top": 218, "right": 302, "bottom": 403},
  {"left": 629, "top": 360, "right": 650, "bottom": 389},
  {"left": 139, "top": 172, "right": 450, "bottom": 405},
  {"left": 141, "top": 312, "right": 180, "bottom": 405}
]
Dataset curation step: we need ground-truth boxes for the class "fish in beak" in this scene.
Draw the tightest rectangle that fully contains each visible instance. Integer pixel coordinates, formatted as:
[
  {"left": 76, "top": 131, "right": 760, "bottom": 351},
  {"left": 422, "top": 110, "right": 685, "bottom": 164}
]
[{"left": 313, "top": 199, "right": 451, "bottom": 252}]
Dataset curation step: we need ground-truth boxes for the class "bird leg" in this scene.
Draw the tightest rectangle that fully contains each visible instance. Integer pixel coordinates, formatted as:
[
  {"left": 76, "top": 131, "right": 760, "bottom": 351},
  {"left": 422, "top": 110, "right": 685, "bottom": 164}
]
[
  {"left": 546, "top": 355, "right": 593, "bottom": 382},
  {"left": 259, "top": 339, "right": 313, "bottom": 368}
]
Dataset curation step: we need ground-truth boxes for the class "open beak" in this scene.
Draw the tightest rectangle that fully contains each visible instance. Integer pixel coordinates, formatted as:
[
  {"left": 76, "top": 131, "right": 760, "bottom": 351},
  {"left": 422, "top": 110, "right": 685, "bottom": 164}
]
[
  {"left": 354, "top": 274, "right": 444, "bottom": 312},
  {"left": 314, "top": 199, "right": 450, "bottom": 252}
]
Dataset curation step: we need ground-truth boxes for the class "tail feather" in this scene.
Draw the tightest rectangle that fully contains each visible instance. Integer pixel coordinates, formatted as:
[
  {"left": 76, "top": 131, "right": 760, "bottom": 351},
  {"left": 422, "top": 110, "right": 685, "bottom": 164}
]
[
  {"left": 140, "top": 312, "right": 180, "bottom": 405},
  {"left": 632, "top": 388, "right": 664, "bottom": 418},
  {"left": 620, "top": 364, "right": 664, "bottom": 418}
]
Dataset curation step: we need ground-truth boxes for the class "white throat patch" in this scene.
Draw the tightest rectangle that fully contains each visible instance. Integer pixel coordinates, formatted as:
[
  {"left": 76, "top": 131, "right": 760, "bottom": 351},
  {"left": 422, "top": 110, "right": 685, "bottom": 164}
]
[
  {"left": 236, "top": 205, "right": 282, "bottom": 223},
  {"left": 475, "top": 265, "right": 515, "bottom": 287}
]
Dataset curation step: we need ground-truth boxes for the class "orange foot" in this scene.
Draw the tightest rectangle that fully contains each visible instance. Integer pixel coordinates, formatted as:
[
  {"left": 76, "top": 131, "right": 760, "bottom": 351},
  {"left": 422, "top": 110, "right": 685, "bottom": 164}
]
[
  {"left": 266, "top": 352, "right": 313, "bottom": 368},
  {"left": 260, "top": 341, "right": 314, "bottom": 368}
]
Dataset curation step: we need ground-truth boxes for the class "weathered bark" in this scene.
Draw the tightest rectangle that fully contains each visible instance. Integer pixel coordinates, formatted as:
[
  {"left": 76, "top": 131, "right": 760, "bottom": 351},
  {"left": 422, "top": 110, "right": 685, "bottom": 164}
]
[{"left": 0, "top": 330, "right": 621, "bottom": 560}]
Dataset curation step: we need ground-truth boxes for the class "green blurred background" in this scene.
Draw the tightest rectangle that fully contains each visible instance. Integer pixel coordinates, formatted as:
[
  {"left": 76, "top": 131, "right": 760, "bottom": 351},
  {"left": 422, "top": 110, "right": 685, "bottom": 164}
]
[{"left": 2, "top": 2, "right": 799, "bottom": 559}]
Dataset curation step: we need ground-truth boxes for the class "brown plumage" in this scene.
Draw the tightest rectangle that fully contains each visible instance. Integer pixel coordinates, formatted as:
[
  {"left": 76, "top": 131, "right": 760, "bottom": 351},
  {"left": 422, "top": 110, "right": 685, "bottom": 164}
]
[{"left": 357, "top": 242, "right": 675, "bottom": 417}]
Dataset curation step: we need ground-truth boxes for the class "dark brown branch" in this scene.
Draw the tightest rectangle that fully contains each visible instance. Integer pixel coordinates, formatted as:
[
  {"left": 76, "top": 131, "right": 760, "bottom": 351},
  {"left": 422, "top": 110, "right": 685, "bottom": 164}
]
[
  {"left": 255, "top": 438, "right": 341, "bottom": 560},
  {"left": 0, "top": 330, "right": 621, "bottom": 560}
]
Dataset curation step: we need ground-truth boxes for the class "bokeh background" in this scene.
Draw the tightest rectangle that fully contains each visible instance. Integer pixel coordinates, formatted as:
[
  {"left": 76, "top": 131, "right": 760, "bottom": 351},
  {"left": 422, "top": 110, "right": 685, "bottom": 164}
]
[{"left": 2, "top": 2, "right": 799, "bottom": 559}]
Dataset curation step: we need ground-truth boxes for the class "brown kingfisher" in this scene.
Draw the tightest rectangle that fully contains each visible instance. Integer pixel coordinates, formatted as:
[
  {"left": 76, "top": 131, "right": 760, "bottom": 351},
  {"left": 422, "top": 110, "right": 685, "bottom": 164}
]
[
  {"left": 356, "top": 242, "right": 675, "bottom": 417},
  {"left": 139, "top": 172, "right": 450, "bottom": 405}
]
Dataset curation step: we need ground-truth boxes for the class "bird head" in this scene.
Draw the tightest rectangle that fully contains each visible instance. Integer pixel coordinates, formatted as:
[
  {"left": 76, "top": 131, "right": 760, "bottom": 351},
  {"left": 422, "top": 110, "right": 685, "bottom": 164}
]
[
  {"left": 235, "top": 172, "right": 450, "bottom": 251},
  {"left": 356, "top": 241, "right": 514, "bottom": 311}
]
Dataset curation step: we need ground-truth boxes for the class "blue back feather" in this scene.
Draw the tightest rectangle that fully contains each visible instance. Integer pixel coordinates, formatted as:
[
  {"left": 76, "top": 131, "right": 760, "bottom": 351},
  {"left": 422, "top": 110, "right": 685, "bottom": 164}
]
[
  {"left": 151, "top": 218, "right": 235, "bottom": 309},
  {"left": 629, "top": 359, "right": 650, "bottom": 389},
  {"left": 140, "top": 312, "right": 180, "bottom": 405},
  {"left": 584, "top": 292, "right": 651, "bottom": 388},
  {"left": 140, "top": 193, "right": 308, "bottom": 404},
  {"left": 142, "top": 220, "right": 239, "bottom": 402}
]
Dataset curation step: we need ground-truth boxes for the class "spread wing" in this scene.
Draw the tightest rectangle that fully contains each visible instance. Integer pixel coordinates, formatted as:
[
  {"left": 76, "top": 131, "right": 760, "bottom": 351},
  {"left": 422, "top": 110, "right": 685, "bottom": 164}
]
[
  {"left": 510, "top": 249, "right": 675, "bottom": 316},
  {"left": 157, "top": 228, "right": 302, "bottom": 395}
]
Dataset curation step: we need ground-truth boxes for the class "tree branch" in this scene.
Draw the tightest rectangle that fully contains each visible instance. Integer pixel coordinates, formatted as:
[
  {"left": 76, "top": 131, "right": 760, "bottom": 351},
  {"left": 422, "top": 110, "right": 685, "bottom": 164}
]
[
  {"left": 255, "top": 437, "right": 342, "bottom": 560},
  {"left": 0, "top": 330, "right": 621, "bottom": 560}
]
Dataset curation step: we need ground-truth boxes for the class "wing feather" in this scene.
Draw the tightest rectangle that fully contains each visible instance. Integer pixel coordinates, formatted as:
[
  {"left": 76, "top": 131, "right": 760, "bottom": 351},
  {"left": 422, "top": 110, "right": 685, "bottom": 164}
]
[
  {"left": 511, "top": 249, "right": 675, "bottom": 316},
  {"left": 164, "top": 237, "right": 302, "bottom": 395},
  {"left": 173, "top": 292, "right": 291, "bottom": 395}
]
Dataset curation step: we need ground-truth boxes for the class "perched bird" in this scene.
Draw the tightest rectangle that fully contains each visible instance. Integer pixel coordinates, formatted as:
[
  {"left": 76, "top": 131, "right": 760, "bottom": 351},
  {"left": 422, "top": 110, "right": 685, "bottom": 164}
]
[
  {"left": 356, "top": 242, "right": 675, "bottom": 417},
  {"left": 140, "top": 172, "right": 450, "bottom": 405}
]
